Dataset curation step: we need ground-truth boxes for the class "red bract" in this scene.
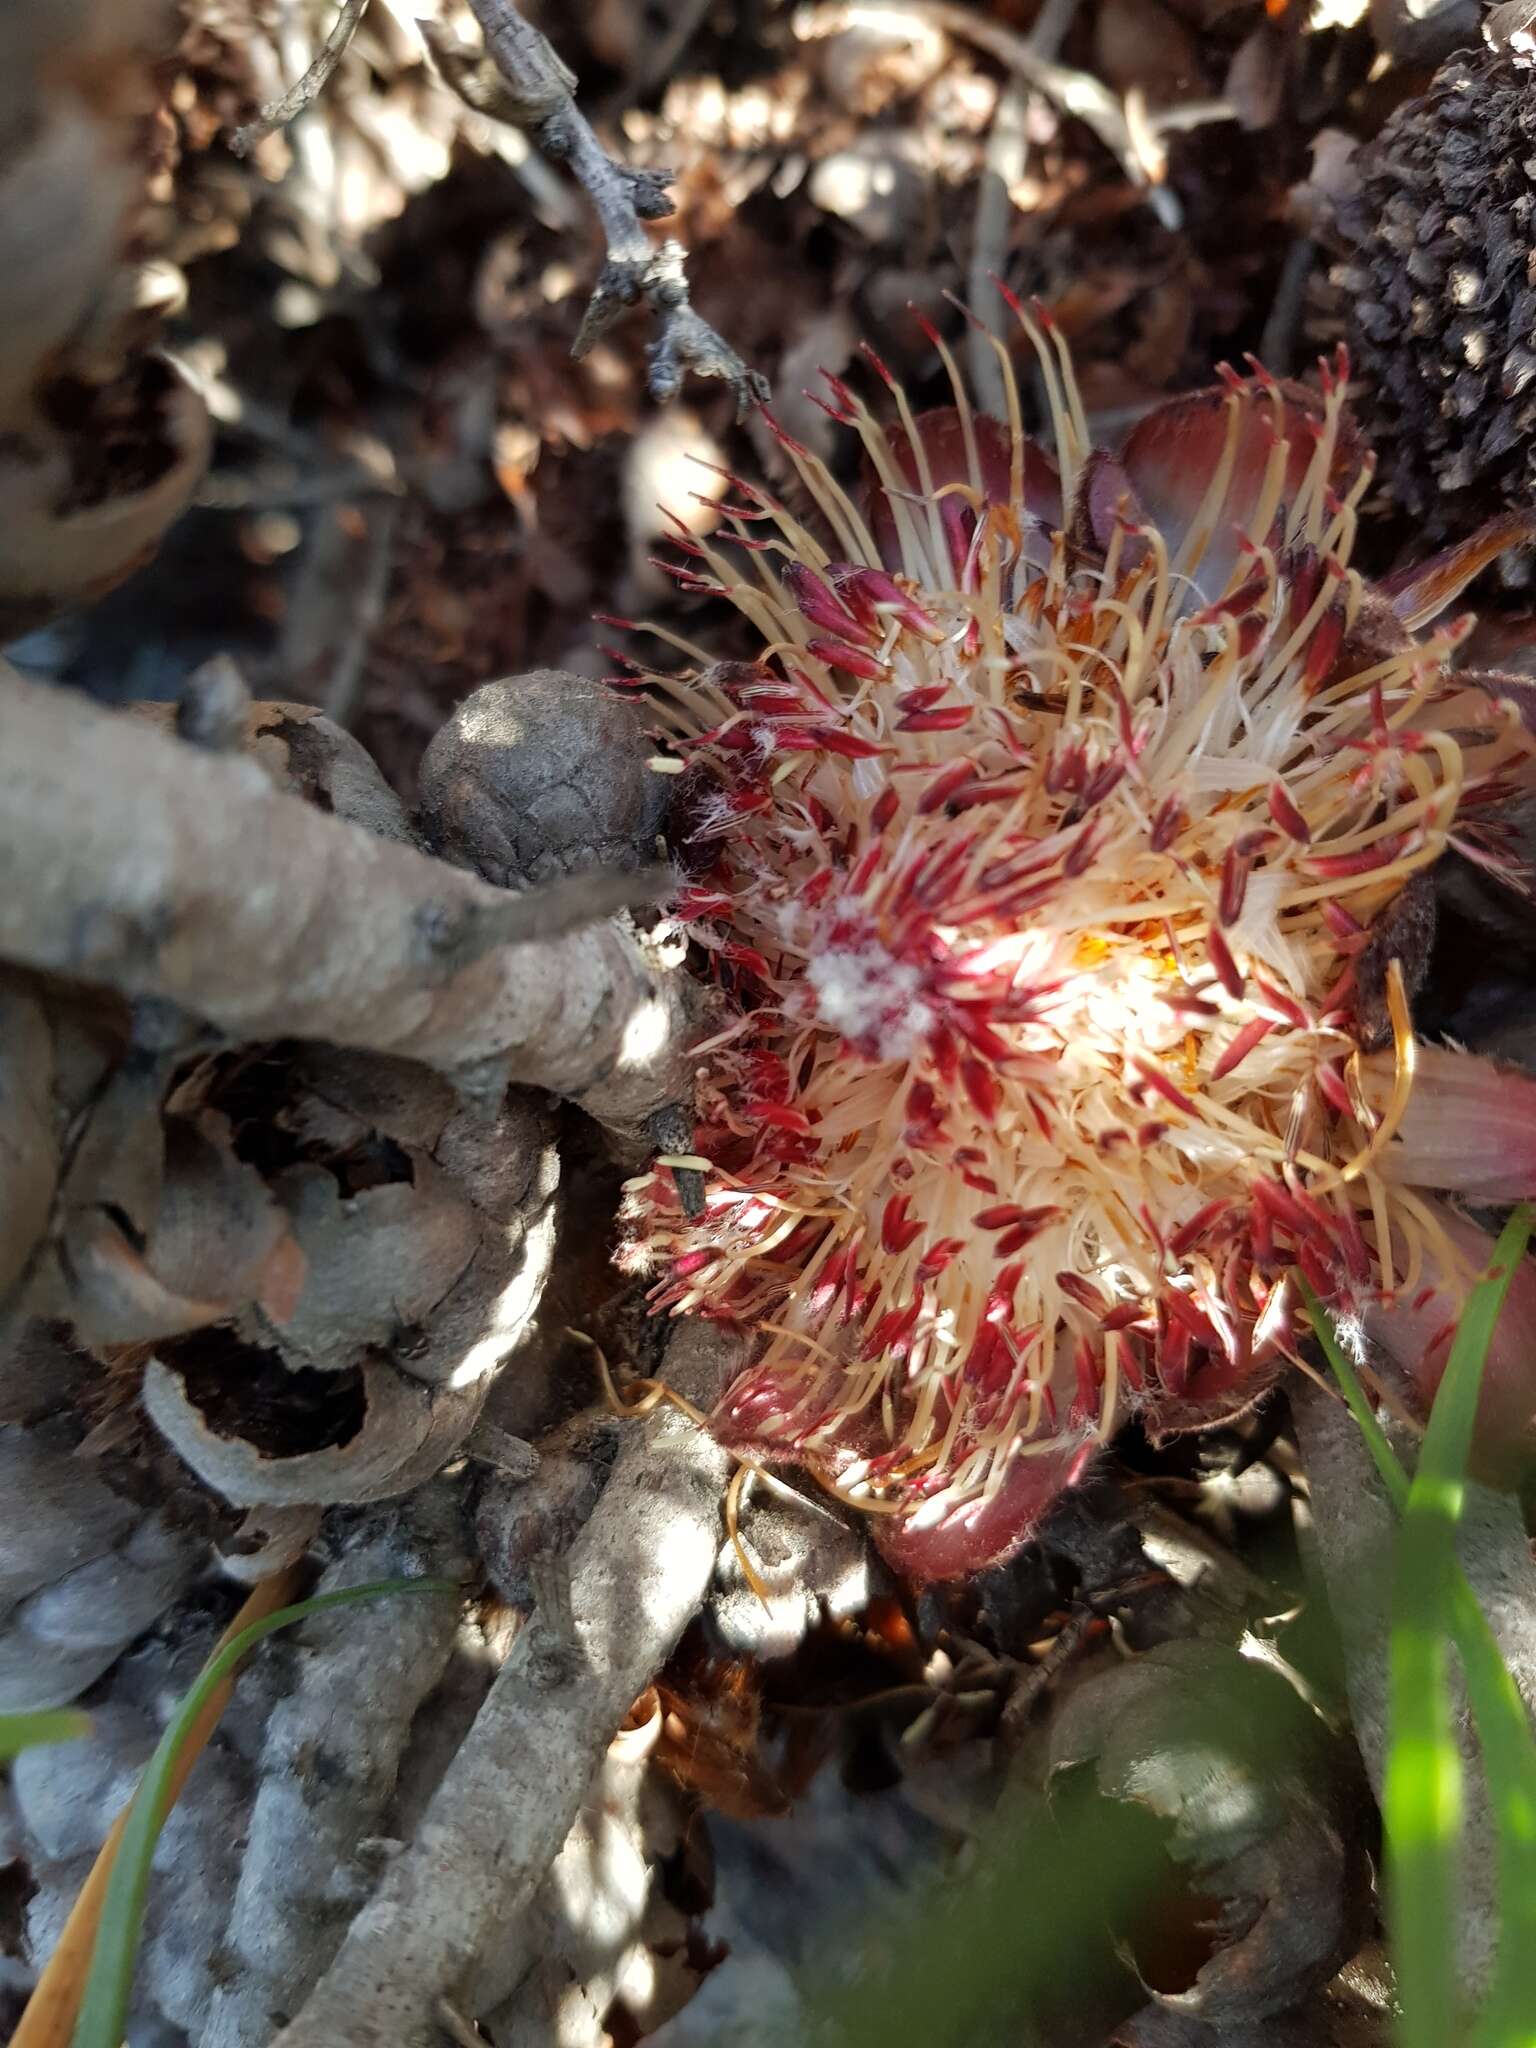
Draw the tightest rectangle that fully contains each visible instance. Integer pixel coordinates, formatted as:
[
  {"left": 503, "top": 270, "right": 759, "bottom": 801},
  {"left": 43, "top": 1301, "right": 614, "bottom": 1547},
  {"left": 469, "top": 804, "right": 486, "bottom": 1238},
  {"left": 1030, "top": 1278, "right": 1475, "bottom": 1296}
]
[{"left": 616, "top": 312, "right": 1536, "bottom": 1581}]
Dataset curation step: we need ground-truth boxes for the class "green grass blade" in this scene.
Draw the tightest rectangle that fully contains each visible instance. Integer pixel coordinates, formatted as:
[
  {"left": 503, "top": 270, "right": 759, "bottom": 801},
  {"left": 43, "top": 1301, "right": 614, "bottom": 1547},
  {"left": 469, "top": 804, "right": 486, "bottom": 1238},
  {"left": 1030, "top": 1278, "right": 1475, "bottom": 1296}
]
[
  {"left": 71, "top": 1575, "right": 457, "bottom": 2048},
  {"left": 1394, "top": 1207, "right": 1533, "bottom": 2048},
  {"left": 0, "top": 1708, "right": 91, "bottom": 1762},
  {"left": 812, "top": 1781, "right": 1166, "bottom": 2048},
  {"left": 1301, "top": 1222, "right": 1536, "bottom": 2048},
  {"left": 1454, "top": 1568, "right": 1536, "bottom": 2048},
  {"left": 1386, "top": 1536, "right": 1461, "bottom": 2048},
  {"left": 1296, "top": 1274, "right": 1408, "bottom": 1509},
  {"left": 1416, "top": 1206, "right": 1532, "bottom": 1514}
]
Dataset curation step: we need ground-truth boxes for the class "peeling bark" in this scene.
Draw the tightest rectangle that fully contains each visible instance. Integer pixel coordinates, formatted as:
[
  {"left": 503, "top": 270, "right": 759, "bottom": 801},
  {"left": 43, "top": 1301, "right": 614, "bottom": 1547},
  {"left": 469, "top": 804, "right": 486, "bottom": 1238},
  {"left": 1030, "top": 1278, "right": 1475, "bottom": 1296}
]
[
  {"left": 199, "top": 1484, "right": 471, "bottom": 2048},
  {"left": 269, "top": 1323, "right": 742, "bottom": 2048}
]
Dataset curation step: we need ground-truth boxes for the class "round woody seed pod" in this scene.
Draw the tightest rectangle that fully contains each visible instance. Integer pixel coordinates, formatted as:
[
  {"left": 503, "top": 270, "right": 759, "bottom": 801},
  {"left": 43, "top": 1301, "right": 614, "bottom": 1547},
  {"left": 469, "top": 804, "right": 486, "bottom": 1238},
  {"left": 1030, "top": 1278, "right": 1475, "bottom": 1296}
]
[{"left": 416, "top": 671, "right": 671, "bottom": 887}]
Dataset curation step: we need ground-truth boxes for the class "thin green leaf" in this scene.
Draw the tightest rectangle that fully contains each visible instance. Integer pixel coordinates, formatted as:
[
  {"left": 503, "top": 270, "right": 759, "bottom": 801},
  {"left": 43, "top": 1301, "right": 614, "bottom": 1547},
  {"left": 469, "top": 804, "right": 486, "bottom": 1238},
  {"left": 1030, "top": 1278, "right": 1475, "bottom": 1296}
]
[
  {"left": 1296, "top": 1274, "right": 1408, "bottom": 1509},
  {"left": 1417, "top": 1206, "right": 1533, "bottom": 1515},
  {"left": 71, "top": 1575, "right": 457, "bottom": 2048},
  {"left": 1457, "top": 1566, "right": 1536, "bottom": 2048},
  {"left": 0, "top": 1708, "right": 91, "bottom": 1762},
  {"left": 1397, "top": 1207, "right": 1534, "bottom": 2048},
  {"left": 812, "top": 1781, "right": 1165, "bottom": 2048},
  {"left": 1301, "top": 1226, "right": 1536, "bottom": 2048},
  {"left": 1386, "top": 1555, "right": 1460, "bottom": 2048}
]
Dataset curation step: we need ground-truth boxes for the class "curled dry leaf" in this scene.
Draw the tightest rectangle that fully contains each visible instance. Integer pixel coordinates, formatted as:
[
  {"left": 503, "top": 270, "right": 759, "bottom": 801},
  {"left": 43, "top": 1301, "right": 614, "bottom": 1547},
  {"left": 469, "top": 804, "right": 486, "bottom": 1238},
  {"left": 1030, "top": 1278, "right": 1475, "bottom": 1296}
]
[
  {"left": 0, "top": 0, "right": 166, "bottom": 425},
  {"left": 141, "top": 1342, "right": 487, "bottom": 1508},
  {"left": 63, "top": 1114, "right": 305, "bottom": 1349},
  {"left": 138, "top": 1058, "right": 560, "bottom": 1502},
  {"left": 0, "top": 1342, "right": 211, "bottom": 1710},
  {"left": 255, "top": 1153, "right": 488, "bottom": 1378},
  {"left": 1045, "top": 1640, "right": 1370, "bottom": 2027},
  {"left": 0, "top": 354, "right": 211, "bottom": 642}
]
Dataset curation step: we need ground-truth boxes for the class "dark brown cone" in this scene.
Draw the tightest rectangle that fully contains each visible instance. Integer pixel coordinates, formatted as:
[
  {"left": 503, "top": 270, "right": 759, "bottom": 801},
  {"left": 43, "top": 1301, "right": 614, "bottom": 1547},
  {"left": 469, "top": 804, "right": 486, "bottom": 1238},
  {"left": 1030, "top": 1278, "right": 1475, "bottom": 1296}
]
[{"left": 1334, "top": 46, "right": 1536, "bottom": 553}]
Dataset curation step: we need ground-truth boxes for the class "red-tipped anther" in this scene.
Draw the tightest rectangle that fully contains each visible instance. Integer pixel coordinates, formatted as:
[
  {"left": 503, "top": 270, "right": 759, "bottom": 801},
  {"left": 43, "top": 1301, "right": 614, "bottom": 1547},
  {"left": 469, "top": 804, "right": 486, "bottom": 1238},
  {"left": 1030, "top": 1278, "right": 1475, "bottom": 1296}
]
[
  {"left": 751, "top": 1101, "right": 815, "bottom": 1134},
  {"left": 1168, "top": 1199, "right": 1234, "bottom": 1259},
  {"left": 1268, "top": 781, "right": 1312, "bottom": 843},
  {"left": 917, "top": 1237, "right": 966, "bottom": 1281},
  {"left": 806, "top": 636, "right": 888, "bottom": 681},
  {"left": 1211, "top": 1015, "right": 1273, "bottom": 1082},
  {"left": 1081, "top": 757, "right": 1128, "bottom": 810},
  {"left": 1063, "top": 822, "right": 1106, "bottom": 880},
  {"left": 782, "top": 561, "right": 862, "bottom": 636},
  {"left": 1130, "top": 1058, "right": 1201, "bottom": 1118},
  {"left": 939, "top": 496, "right": 979, "bottom": 586},
  {"left": 961, "top": 1057, "right": 1002, "bottom": 1124},
  {"left": 1206, "top": 925, "right": 1245, "bottom": 1000},
  {"left": 1150, "top": 795, "right": 1187, "bottom": 853},
  {"left": 818, "top": 726, "right": 889, "bottom": 760},
  {"left": 1218, "top": 837, "right": 1259, "bottom": 926},
  {"left": 904, "top": 1079, "right": 943, "bottom": 1143},
  {"left": 899, "top": 705, "right": 973, "bottom": 733},
  {"left": 918, "top": 758, "right": 981, "bottom": 815},
  {"left": 1058, "top": 1271, "right": 1110, "bottom": 1317},
  {"left": 1322, "top": 898, "right": 1364, "bottom": 943},
  {"left": 1300, "top": 604, "right": 1346, "bottom": 693},
  {"left": 1304, "top": 834, "right": 1407, "bottom": 879},
  {"left": 1315, "top": 1060, "right": 1352, "bottom": 1116},
  {"left": 896, "top": 684, "right": 950, "bottom": 713},
  {"left": 820, "top": 370, "right": 860, "bottom": 417},
  {"left": 722, "top": 941, "right": 773, "bottom": 979},
  {"left": 761, "top": 408, "right": 812, "bottom": 459},
  {"left": 832, "top": 565, "right": 944, "bottom": 640},
  {"left": 880, "top": 1194, "right": 925, "bottom": 1255},
  {"left": 973, "top": 1203, "right": 1030, "bottom": 1230},
  {"left": 858, "top": 340, "right": 899, "bottom": 388}
]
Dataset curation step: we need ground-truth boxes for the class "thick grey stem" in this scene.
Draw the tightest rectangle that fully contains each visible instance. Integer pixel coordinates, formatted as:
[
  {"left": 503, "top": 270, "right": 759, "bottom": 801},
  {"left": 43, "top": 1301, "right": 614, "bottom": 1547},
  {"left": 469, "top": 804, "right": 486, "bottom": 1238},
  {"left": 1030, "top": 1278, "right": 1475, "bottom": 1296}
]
[
  {"left": 269, "top": 1324, "right": 740, "bottom": 2048},
  {"left": 199, "top": 1484, "right": 470, "bottom": 2048},
  {"left": 0, "top": 668, "right": 691, "bottom": 1136},
  {"left": 451, "top": 0, "right": 768, "bottom": 413}
]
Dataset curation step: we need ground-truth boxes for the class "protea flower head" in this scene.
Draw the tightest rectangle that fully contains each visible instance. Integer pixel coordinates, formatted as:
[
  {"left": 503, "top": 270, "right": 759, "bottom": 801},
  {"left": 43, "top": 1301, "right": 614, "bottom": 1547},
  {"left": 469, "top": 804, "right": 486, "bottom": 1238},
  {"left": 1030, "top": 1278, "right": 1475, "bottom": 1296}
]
[{"left": 614, "top": 297, "right": 1536, "bottom": 1580}]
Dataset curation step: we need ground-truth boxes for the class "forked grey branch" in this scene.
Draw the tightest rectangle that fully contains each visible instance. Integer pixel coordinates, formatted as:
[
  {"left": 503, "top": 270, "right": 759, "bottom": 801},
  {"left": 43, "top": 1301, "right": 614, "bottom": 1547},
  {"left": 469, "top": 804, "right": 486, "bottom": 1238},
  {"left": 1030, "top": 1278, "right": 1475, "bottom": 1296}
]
[
  {"left": 438, "top": 0, "right": 770, "bottom": 414},
  {"left": 229, "top": 0, "right": 372, "bottom": 155}
]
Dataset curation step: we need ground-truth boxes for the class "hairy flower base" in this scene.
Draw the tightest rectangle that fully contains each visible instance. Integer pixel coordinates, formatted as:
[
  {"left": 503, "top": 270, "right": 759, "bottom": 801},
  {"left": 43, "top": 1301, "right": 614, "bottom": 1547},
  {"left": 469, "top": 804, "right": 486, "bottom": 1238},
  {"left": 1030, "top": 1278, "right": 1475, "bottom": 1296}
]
[{"left": 615, "top": 310, "right": 1535, "bottom": 1578}]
